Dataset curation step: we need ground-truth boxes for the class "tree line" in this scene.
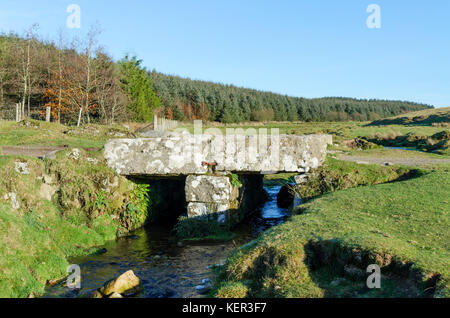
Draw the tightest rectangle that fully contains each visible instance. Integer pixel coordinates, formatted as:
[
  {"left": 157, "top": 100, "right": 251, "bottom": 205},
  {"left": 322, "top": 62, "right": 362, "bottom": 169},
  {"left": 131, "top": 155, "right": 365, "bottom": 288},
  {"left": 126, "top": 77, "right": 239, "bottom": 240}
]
[
  {"left": 0, "top": 26, "right": 159, "bottom": 126},
  {"left": 0, "top": 26, "right": 431, "bottom": 125},
  {"left": 150, "top": 72, "right": 432, "bottom": 123}
]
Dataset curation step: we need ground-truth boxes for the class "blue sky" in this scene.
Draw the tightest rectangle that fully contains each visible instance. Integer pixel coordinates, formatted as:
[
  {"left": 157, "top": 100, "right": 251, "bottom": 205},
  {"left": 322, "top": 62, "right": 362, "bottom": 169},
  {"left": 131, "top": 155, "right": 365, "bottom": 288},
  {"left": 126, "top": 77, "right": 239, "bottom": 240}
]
[{"left": 1, "top": 0, "right": 449, "bottom": 107}]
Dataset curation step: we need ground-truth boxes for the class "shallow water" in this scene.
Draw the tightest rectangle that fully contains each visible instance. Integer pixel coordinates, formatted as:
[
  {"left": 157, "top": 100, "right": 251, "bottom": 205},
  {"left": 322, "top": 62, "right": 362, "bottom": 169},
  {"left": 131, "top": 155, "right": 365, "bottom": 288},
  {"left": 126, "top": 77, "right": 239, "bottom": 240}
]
[
  {"left": 44, "top": 185, "right": 289, "bottom": 298},
  {"left": 384, "top": 146, "right": 422, "bottom": 152}
]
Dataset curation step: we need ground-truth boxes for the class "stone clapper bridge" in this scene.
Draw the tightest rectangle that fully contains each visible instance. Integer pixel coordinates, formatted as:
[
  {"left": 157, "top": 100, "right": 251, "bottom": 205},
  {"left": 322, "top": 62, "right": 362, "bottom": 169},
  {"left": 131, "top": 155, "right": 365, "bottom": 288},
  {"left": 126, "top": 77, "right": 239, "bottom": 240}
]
[{"left": 104, "top": 131, "right": 332, "bottom": 225}]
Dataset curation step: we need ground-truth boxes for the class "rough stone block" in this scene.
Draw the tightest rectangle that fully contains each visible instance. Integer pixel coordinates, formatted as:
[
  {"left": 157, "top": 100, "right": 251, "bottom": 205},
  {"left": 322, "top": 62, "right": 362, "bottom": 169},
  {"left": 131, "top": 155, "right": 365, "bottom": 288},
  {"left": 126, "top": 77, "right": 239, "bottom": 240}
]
[
  {"left": 187, "top": 202, "right": 230, "bottom": 218},
  {"left": 185, "top": 175, "right": 232, "bottom": 203},
  {"left": 104, "top": 133, "right": 330, "bottom": 176}
]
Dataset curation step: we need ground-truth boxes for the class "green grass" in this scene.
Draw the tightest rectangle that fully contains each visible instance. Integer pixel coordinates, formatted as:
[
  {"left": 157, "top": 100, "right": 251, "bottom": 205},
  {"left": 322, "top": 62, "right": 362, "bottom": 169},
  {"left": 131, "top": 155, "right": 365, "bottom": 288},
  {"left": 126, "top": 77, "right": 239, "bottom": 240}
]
[
  {"left": 176, "top": 121, "right": 445, "bottom": 135},
  {"left": 0, "top": 120, "right": 133, "bottom": 148},
  {"left": 173, "top": 216, "right": 237, "bottom": 242},
  {"left": 213, "top": 163, "right": 450, "bottom": 298},
  {"left": 294, "top": 157, "right": 417, "bottom": 201},
  {"left": 0, "top": 153, "right": 150, "bottom": 298},
  {"left": 1, "top": 118, "right": 448, "bottom": 298},
  {"left": 349, "top": 125, "right": 445, "bottom": 139},
  {"left": 342, "top": 148, "right": 450, "bottom": 159},
  {"left": 1, "top": 118, "right": 447, "bottom": 154}
]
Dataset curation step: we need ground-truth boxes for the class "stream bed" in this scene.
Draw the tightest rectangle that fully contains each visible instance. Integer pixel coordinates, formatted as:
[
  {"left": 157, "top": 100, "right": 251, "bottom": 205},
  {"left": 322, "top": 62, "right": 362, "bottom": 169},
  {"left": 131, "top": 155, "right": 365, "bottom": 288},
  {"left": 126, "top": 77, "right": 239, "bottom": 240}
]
[{"left": 44, "top": 185, "right": 289, "bottom": 298}]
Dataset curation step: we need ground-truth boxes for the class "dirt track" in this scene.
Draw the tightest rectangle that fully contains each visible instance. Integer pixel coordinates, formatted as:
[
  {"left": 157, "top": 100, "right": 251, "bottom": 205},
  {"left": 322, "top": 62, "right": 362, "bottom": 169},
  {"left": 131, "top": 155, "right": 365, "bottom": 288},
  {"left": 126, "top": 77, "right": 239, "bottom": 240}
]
[
  {"left": 338, "top": 154, "right": 450, "bottom": 167},
  {"left": 0, "top": 145, "right": 68, "bottom": 158}
]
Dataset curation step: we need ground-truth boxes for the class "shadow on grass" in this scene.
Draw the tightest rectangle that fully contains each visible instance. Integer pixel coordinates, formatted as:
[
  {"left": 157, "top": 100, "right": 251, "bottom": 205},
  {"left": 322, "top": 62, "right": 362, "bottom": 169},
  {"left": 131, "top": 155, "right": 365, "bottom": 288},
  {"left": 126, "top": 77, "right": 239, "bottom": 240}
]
[{"left": 304, "top": 239, "right": 441, "bottom": 298}]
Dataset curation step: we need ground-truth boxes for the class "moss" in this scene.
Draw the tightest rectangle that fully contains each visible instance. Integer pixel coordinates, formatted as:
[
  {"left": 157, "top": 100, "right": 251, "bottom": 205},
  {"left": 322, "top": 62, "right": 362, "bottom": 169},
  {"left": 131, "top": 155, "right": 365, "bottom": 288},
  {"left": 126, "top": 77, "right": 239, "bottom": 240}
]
[
  {"left": 213, "top": 282, "right": 249, "bottom": 298},
  {"left": 173, "top": 216, "right": 236, "bottom": 242},
  {"left": 0, "top": 152, "right": 151, "bottom": 298},
  {"left": 228, "top": 174, "right": 242, "bottom": 188}
]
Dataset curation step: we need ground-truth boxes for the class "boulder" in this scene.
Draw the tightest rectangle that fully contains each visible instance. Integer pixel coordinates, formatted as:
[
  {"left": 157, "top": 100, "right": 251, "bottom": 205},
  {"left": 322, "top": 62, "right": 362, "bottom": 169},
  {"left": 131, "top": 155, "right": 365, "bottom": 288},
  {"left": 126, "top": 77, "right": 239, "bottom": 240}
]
[
  {"left": 4, "top": 192, "right": 20, "bottom": 210},
  {"left": 294, "top": 174, "right": 308, "bottom": 185},
  {"left": 67, "top": 148, "right": 81, "bottom": 160},
  {"left": 342, "top": 139, "right": 380, "bottom": 150},
  {"left": 99, "top": 270, "right": 142, "bottom": 297},
  {"left": 195, "top": 279, "right": 212, "bottom": 294},
  {"left": 92, "top": 290, "right": 103, "bottom": 298},
  {"left": 15, "top": 162, "right": 30, "bottom": 175},
  {"left": 277, "top": 185, "right": 294, "bottom": 209},
  {"left": 39, "top": 183, "right": 58, "bottom": 201}
]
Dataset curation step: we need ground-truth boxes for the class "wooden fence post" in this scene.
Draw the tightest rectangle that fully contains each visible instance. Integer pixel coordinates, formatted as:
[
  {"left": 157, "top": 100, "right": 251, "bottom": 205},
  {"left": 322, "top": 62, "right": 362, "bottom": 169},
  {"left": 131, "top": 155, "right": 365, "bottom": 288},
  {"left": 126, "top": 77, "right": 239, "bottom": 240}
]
[
  {"left": 45, "top": 107, "right": 51, "bottom": 122},
  {"left": 15, "top": 103, "right": 21, "bottom": 122}
]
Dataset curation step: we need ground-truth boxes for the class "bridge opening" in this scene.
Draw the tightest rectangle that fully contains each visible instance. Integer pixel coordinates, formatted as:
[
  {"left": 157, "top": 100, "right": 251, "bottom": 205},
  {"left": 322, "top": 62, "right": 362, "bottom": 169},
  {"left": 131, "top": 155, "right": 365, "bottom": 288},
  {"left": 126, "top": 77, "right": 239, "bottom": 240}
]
[
  {"left": 129, "top": 177, "right": 187, "bottom": 225},
  {"left": 129, "top": 174, "right": 272, "bottom": 231}
]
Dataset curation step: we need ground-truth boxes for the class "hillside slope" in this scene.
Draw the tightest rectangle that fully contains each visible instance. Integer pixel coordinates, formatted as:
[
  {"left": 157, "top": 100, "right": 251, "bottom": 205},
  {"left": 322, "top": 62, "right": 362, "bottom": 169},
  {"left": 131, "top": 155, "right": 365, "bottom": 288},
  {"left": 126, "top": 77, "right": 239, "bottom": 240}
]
[{"left": 370, "top": 107, "right": 450, "bottom": 126}]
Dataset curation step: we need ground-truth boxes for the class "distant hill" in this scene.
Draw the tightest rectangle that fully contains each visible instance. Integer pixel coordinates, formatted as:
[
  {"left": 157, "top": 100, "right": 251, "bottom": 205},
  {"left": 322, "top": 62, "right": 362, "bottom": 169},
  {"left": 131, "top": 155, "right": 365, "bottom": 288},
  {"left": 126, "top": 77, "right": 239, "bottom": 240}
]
[{"left": 369, "top": 107, "right": 450, "bottom": 126}]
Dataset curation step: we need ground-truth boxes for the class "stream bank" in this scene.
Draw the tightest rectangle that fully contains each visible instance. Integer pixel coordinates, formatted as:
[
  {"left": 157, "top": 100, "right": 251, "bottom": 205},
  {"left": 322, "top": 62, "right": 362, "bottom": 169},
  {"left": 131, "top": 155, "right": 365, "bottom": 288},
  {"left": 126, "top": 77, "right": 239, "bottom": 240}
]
[{"left": 44, "top": 185, "right": 290, "bottom": 298}]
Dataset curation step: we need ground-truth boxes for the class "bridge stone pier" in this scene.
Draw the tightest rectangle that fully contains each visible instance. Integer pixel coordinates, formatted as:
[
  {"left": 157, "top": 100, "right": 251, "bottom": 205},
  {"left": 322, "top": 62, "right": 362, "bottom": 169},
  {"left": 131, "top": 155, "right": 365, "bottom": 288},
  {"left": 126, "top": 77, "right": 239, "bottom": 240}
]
[{"left": 104, "top": 132, "right": 331, "bottom": 224}]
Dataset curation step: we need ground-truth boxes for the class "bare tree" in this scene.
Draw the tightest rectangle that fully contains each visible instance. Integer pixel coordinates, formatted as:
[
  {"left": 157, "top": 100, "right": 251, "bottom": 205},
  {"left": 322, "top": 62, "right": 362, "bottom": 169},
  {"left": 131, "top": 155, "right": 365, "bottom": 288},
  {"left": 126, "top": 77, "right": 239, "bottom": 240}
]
[
  {"left": 78, "top": 25, "right": 101, "bottom": 126},
  {"left": 56, "top": 30, "right": 66, "bottom": 123},
  {"left": 60, "top": 48, "right": 86, "bottom": 125},
  {"left": 20, "top": 24, "right": 39, "bottom": 118},
  {"left": 0, "top": 36, "right": 11, "bottom": 107},
  {"left": 94, "top": 50, "right": 129, "bottom": 124}
]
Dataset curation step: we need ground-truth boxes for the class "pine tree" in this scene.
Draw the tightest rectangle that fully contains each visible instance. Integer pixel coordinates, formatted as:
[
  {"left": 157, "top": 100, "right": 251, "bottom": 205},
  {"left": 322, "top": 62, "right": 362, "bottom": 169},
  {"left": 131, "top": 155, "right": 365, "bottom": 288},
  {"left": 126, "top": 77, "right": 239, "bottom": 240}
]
[{"left": 118, "top": 55, "right": 160, "bottom": 122}]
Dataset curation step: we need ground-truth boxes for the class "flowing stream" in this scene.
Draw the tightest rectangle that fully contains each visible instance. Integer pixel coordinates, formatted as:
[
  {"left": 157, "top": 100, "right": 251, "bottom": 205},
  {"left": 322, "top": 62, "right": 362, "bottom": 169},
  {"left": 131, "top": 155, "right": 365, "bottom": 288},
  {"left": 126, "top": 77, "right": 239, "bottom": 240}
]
[
  {"left": 384, "top": 146, "right": 422, "bottom": 152},
  {"left": 44, "top": 185, "right": 289, "bottom": 298}
]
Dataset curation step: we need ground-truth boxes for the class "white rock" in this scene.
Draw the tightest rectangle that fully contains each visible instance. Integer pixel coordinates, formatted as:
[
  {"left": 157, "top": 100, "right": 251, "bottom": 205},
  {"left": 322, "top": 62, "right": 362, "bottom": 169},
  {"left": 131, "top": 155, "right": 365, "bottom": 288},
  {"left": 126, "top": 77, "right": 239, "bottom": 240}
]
[
  {"left": 67, "top": 148, "right": 81, "bottom": 160},
  {"left": 86, "top": 157, "right": 99, "bottom": 165},
  {"left": 5, "top": 192, "right": 20, "bottom": 210},
  {"left": 195, "top": 284, "right": 211, "bottom": 294},
  {"left": 15, "top": 162, "right": 30, "bottom": 175},
  {"left": 201, "top": 279, "right": 211, "bottom": 285}
]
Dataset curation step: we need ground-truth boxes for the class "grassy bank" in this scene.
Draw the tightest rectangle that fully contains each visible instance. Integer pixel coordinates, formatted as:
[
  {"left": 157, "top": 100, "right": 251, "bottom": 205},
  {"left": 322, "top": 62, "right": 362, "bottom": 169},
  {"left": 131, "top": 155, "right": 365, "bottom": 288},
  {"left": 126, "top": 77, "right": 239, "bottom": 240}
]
[
  {"left": 1, "top": 118, "right": 448, "bottom": 156},
  {"left": 212, "top": 162, "right": 450, "bottom": 298},
  {"left": 369, "top": 107, "right": 450, "bottom": 126},
  {"left": 294, "top": 157, "right": 419, "bottom": 201},
  {"left": 0, "top": 120, "right": 135, "bottom": 148},
  {"left": 0, "top": 150, "right": 150, "bottom": 298},
  {"left": 176, "top": 121, "right": 447, "bottom": 141}
]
